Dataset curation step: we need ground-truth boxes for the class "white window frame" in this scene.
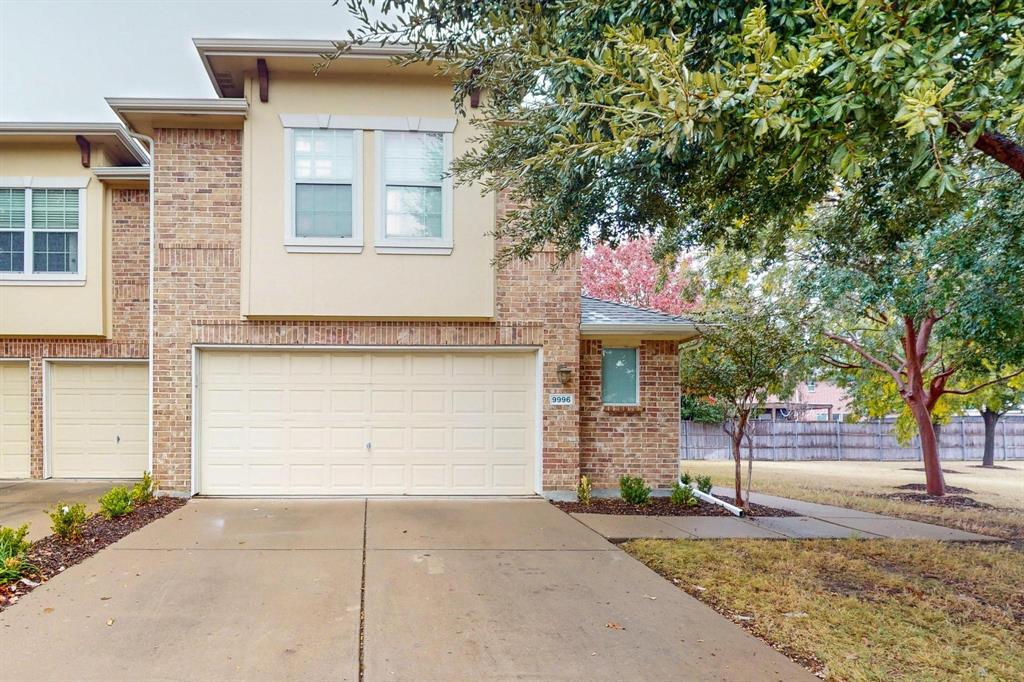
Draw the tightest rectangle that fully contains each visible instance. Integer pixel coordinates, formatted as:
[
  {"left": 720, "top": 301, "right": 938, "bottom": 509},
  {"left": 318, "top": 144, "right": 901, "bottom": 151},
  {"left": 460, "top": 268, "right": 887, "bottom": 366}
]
[
  {"left": 601, "top": 346, "right": 641, "bottom": 406},
  {"left": 281, "top": 125, "right": 364, "bottom": 254},
  {"left": 0, "top": 177, "right": 88, "bottom": 285},
  {"left": 374, "top": 130, "right": 454, "bottom": 255}
]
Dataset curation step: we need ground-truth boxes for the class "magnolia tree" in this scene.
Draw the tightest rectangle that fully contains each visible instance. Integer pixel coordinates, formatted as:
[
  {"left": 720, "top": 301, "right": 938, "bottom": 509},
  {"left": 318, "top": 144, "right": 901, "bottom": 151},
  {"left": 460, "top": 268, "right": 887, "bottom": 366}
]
[{"left": 581, "top": 237, "right": 697, "bottom": 315}]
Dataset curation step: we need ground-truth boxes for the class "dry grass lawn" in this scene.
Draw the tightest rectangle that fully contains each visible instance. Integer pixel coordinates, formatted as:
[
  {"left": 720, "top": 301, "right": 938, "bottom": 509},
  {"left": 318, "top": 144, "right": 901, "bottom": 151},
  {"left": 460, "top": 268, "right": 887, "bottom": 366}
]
[
  {"left": 679, "top": 460, "right": 1024, "bottom": 540},
  {"left": 625, "top": 538, "right": 1024, "bottom": 681}
]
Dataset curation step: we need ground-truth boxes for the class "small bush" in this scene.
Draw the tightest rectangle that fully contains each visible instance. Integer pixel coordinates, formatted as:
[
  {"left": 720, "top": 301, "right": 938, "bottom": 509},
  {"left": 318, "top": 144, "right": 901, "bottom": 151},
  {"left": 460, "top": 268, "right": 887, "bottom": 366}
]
[
  {"left": 679, "top": 471, "right": 693, "bottom": 486},
  {"left": 696, "top": 474, "right": 714, "bottom": 494},
  {"left": 0, "top": 524, "right": 34, "bottom": 585},
  {"left": 577, "top": 475, "right": 592, "bottom": 505},
  {"left": 670, "top": 482, "right": 698, "bottom": 507},
  {"left": 98, "top": 486, "right": 133, "bottom": 520},
  {"left": 131, "top": 471, "right": 155, "bottom": 505},
  {"left": 49, "top": 502, "right": 89, "bottom": 540},
  {"left": 619, "top": 475, "right": 651, "bottom": 505}
]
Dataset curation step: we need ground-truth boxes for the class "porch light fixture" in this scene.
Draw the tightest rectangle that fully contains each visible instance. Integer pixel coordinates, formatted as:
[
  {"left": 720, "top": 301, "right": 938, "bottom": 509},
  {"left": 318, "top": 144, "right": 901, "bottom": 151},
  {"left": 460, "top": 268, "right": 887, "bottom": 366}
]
[{"left": 557, "top": 364, "right": 573, "bottom": 385}]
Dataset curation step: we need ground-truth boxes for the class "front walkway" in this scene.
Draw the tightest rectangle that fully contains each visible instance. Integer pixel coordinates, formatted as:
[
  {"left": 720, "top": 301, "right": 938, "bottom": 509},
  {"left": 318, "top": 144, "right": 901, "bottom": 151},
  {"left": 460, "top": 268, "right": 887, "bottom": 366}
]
[
  {"left": 0, "top": 498, "right": 812, "bottom": 681},
  {"left": 572, "top": 487, "right": 1001, "bottom": 542}
]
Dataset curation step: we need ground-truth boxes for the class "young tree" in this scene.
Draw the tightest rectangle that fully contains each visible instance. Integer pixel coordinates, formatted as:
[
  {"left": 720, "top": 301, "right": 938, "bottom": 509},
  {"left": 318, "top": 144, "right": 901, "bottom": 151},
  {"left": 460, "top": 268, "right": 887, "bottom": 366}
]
[
  {"left": 679, "top": 280, "right": 809, "bottom": 508},
  {"left": 806, "top": 171, "right": 1024, "bottom": 495},
  {"left": 581, "top": 237, "right": 697, "bottom": 315},
  {"left": 333, "top": 1, "right": 1024, "bottom": 262},
  {"left": 959, "top": 368, "right": 1024, "bottom": 467}
]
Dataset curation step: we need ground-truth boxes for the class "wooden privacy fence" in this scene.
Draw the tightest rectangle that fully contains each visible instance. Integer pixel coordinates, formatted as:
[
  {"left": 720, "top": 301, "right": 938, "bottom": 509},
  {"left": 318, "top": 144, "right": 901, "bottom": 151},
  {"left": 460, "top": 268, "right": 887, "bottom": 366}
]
[{"left": 680, "top": 416, "right": 1024, "bottom": 461}]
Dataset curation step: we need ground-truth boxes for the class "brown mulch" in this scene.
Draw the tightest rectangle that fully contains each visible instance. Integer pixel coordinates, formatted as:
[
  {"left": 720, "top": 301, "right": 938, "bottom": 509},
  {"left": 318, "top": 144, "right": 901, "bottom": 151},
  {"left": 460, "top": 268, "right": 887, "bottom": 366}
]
[
  {"left": 967, "top": 464, "right": 1018, "bottom": 470},
  {"left": 552, "top": 495, "right": 796, "bottom": 518},
  {"left": 899, "top": 467, "right": 965, "bottom": 475},
  {"left": 894, "top": 483, "right": 975, "bottom": 494},
  {"left": 877, "top": 492, "right": 996, "bottom": 510},
  {"left": 0, "top": 497, "right": 186, "bottom": 612}
]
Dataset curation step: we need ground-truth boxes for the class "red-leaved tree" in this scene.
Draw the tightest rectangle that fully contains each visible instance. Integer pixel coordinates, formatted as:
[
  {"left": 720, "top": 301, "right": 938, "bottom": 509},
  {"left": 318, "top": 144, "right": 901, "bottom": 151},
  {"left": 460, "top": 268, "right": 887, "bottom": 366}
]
[{"left": 581, "top": 237, "right": 697, "bottom": 315}]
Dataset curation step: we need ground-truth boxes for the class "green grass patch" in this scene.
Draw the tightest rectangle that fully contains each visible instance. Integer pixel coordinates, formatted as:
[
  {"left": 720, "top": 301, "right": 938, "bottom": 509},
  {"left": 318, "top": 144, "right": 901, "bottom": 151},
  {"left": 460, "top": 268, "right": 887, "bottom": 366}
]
[{"left": 625, "top": 538, "right": 1024, "bottom": 681}]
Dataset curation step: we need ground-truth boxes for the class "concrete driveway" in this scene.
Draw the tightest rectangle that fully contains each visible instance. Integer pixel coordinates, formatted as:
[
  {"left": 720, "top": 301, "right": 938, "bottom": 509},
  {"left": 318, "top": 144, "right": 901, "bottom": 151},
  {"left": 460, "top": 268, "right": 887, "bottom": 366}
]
[
  {"left": 0, "top": 479, "right": 139, "bottom": 541},
  {"left": 0, "top": 498, "right": 812, "bottom": 681}
]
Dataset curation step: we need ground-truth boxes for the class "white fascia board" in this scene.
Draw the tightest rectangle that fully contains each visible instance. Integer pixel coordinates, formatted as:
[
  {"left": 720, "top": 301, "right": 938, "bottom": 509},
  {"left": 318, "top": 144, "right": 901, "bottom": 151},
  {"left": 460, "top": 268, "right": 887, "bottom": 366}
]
[
  {"left": 0, "top": 122, "right": 149, "bottom": 165},
  {"left": 193, "top": 38, "right": 418, "bottom": 96},
  {"left": 92, "top": 166, "right": 151, "bottom": 181},
  {"left": 579, "top": 323, "right": 698, "bottom": 337},
  {"left": 105, "top": 97, "right": 249, "bottom": 115}
]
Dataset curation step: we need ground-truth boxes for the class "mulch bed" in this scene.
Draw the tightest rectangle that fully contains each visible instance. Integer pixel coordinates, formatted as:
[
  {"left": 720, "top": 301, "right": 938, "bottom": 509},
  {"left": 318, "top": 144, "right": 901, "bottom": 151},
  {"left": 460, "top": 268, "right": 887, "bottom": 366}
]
[
  {"left": 552, "top": 495, "right": 796, "bottom": 518},
  {"left": 894, "top": 483, "right": 975, "bottom": 494},
  {"left": 878, "top": 492, "right": 996, "bottom": 510},
  {"left": 0, "top": 497, "right": 186, "bottom": 612}
]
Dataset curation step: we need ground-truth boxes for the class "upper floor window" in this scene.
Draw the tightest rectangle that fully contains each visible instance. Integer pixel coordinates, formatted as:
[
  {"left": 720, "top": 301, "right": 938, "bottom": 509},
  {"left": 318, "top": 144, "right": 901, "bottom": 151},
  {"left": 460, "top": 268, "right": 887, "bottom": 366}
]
[
  {"left": 376, "top": 130, "right": 453, "bottom": 254},
  {"left": 285, "top": 127, "right": 362, "bottom": 252},
  {"left": 0, "top": 182, "right": 85, "bottom": 283}
]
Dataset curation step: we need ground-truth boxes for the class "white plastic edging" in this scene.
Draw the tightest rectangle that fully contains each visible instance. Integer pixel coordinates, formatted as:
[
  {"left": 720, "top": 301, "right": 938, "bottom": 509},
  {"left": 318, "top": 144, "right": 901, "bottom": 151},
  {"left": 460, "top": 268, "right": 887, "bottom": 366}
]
[{"left": 688, "top": 482, "right": 744, "bottom": 517}]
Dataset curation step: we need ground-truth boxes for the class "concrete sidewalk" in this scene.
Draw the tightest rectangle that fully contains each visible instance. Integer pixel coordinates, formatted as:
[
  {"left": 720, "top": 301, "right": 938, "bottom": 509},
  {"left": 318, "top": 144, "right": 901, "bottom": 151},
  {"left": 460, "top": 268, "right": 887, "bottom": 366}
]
[{"left": 571, "top": 488, "right": 1001, "bottom": 543}]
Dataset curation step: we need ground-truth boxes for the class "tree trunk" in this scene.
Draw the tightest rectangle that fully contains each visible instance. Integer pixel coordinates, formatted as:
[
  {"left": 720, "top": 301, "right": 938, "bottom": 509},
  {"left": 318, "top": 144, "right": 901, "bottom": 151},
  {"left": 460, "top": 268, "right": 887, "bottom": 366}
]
[
  {"left": 731, "top": 412, "right": 749, "bottom": 507},
  {"left": 909, "top": 396, "right": 946, "bottom": 496},
  {"left": 981, "top": 408, "right": 999, "bottom": 467},
  {"left": 744, "top": 431, "right": 754, "bottom": 512}
]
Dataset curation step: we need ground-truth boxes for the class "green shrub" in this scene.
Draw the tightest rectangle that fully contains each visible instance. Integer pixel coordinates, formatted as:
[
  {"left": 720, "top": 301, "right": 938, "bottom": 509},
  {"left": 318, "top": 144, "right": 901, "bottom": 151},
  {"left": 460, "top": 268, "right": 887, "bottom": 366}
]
[
  {"left": 670, "top": 482, "right": 698, "bottom": 507},
  {"left": 131, "top": 471, "right": 155, "bottom": 505},
  {"left": 98, "top": 486, "right": 133, "bottom": 520},
  {"left": 49, "top": 502, "right": 89, "bottom": 540},
  {"left": 0, "top": 524, "right": 34, "bottom": 585},
  {"left": 679, "top": 471, "right": 693, "bottom": 486},
  {"left": 696, "top": 474, "right": 714, "bottom": 494},
  {"left": 619, "top": 475, "right": 651, "bottom": 505},
  {"left": 577, "top": 475, "right": 592, "bottom": 505}
]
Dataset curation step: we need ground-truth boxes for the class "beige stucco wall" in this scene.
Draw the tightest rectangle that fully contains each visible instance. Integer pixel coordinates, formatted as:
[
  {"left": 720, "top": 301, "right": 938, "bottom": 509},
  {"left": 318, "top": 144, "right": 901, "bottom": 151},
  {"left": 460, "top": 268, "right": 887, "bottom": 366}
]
[
  {"left": 242, "top": 69, "right": 496, "bottom": 319},
  {"left": 0, "top": 142, "right": 107, "bottom": 336}
]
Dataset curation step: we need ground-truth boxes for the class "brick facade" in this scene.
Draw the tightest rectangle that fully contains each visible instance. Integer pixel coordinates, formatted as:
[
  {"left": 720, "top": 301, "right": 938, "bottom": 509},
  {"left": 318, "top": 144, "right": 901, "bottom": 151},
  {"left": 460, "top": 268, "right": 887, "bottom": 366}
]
[
  {"left": 0, "top": 188, "right": 150, "bottom": 478},
  {"left": 150, "top": 128, "right": 582, "bottom": 493},
  {"left": 579, "top": 339, "right": 680, "bottom": 489}
]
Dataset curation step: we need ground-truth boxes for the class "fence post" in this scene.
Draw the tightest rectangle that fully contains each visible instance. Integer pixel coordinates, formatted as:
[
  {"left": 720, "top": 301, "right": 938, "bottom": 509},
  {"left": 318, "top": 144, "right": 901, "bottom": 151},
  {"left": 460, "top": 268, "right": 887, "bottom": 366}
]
[
  {"left": 1001, "top": 420, "right": 1008, "bottom": 461},
  {"left": 960, "top": 419, "right": 967, "bottom": 461},
  {"left": 877, "top": 419, "right": 884, "bottom": 460},
  {"left": 771, "top": 420, "right": 778, "bottom": 461},
  {"left": 836, "top": 419, "right": 843, "bottom": 461},
  {"left": 682, "top": 420, "right": 689, "bottom": 461}
]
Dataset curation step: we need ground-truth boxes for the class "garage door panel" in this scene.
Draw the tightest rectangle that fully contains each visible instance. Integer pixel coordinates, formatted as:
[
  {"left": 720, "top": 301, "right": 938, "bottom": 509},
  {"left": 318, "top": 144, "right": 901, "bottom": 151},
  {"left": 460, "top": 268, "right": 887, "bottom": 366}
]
[
  {"left": 49, "top": 363, "right": 148, "bottom": 478},
  {"left": 199, "top": 350, "right": 537, "bottom": 495},
  {"left": 0, "top": 363, "right": 31, "bottom": 479}
]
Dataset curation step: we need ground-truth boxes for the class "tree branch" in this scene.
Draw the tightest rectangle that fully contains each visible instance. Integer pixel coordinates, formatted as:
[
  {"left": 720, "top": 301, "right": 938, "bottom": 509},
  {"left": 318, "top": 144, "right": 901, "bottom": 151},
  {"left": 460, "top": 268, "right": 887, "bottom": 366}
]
[
  {"left": 943, "top": 368, "right": 1024, "bottom": 396},
  {"left": 824, "top": 331, "right": 904, "bottom": 387}
]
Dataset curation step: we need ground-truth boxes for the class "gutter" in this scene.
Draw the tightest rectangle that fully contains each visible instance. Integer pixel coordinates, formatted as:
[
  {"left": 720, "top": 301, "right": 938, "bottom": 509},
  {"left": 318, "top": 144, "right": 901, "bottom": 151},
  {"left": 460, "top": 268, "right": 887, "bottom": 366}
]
[
  {"left": 688, "top": 482, "right": 744, "bottom": 517},
  {"left": 128, "top": 132, "right": 155, "bottom": 477},
  {"left": 580, "top": 323, "right": 698, "bottom": 335}
]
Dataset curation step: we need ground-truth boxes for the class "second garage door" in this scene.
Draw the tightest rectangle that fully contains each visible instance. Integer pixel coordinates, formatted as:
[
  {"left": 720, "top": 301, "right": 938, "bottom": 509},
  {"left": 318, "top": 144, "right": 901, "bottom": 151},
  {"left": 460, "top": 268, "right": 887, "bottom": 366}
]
[
  {"left": 49, "top": 362, "right": 148, "bottom": 478},
  {"left": 198, "top": 350, "right": 539, "bottom": 495}
]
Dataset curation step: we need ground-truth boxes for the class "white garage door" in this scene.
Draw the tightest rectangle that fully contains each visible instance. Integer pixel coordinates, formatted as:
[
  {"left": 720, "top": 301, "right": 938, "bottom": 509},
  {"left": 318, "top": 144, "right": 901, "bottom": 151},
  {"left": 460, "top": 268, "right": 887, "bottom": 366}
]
[
  {"left": 198, "top": 350, "right": 539, "bottom": 495},
  {"left": 49, "top": 362, "right": 148, "bottom": 478},
  {"left": 0, "top": 362, "right": 31, "bottom": 478}
]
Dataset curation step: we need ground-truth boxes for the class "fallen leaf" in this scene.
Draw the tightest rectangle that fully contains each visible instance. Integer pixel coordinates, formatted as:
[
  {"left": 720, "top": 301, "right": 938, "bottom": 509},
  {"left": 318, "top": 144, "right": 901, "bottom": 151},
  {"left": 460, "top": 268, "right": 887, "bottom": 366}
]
[
  {"left": 605, "top": 622, "right": 624, "bottom": 630},
  {"left": 692, "top": 585, "right": 706, "bottom": 592},
  {"left": 100, "top": 596, "right": 111, "bottom": 601},
  {"left": 43, "top": 607, "right": 54, "bottom": 614},
  {"left": 106, "top": 619, "right": 115, "bottom": 626},
  {"left": 642, "top": 594, "right": 657, "bottom": 600}
]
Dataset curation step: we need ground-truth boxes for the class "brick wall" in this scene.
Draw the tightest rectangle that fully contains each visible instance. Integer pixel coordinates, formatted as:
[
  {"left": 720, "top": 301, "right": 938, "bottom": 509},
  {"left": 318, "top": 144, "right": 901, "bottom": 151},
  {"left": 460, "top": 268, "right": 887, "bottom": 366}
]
[
  {"left": 151, "top": 128, "right": 581, "bottom": 493},
  {"left": 0, "top": 188, "right": 150, "bottom": 477},
  {"left": 579, "top": 339, "right": 680, "bottom": 489}
]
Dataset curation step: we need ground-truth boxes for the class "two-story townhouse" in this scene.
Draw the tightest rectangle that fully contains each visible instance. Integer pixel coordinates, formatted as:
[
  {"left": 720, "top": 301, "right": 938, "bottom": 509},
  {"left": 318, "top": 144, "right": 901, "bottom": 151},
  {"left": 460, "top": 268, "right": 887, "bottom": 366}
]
[
  {"left": 1, "top": 39, "right": 695, "bottom": 497},
  {"left": 0, "top": 123, "right": 150, "bottom": 479}
]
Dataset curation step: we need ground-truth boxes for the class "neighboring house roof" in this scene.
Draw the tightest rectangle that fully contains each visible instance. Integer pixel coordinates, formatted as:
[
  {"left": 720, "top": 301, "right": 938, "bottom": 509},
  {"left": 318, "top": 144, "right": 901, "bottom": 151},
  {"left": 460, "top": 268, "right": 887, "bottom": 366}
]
[
  {"left": 0, "top": 122, "right": 149, "bottom": 166},
  {"left": 580, "top": 295, "right": 697, "bottom": 338}
]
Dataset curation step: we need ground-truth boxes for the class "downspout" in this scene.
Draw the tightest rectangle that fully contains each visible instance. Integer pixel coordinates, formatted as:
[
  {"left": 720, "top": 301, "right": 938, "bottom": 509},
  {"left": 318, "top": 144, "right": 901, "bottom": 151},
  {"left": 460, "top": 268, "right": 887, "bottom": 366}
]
[{"left": 130, "top": 132, "right": 155, "bottom": 482}]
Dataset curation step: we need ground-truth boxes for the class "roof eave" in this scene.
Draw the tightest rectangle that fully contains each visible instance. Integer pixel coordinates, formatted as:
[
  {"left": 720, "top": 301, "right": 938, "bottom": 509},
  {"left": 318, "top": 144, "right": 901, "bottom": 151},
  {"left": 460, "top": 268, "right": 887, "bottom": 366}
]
[
  {"left": 92, "top": 166, "right": 151, "bottom": 182},
  {"left": 580, "top": 323, "right": 698, "bottom": 339},
  {"left": 105, "top": 98, "right": 249, "bottom": 135},
  {"left": 0, "top": 122, "right": 149, "bottom": 165},
  {"left": 192, "top": 38, "right": 417, "bottom": 97}
]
